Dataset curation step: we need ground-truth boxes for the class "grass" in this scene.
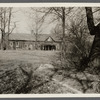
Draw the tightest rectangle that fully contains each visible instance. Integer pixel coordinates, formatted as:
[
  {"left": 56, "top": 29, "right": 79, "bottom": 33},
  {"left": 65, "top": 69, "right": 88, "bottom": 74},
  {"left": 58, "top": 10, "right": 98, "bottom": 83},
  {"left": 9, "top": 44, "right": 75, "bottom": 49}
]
[{"left": 0, "top": 50, "right": 57, "bottom": 69}]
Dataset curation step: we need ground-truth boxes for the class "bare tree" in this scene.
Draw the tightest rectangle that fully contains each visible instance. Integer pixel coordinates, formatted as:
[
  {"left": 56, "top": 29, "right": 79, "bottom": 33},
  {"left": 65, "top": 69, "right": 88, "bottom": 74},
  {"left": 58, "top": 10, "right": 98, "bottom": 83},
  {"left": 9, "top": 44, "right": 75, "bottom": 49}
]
[
  {"left": 39, "top": 7, "right": 74, "bottom": 65},
  {"left": 51, "top": 23, "right": 62, "bottom": 41},
  {"left": 28, "top": 8, "right": 45, "bottom": 50},
  {"left": 0, "top": 7, "right": 16, "bottom": 50}
]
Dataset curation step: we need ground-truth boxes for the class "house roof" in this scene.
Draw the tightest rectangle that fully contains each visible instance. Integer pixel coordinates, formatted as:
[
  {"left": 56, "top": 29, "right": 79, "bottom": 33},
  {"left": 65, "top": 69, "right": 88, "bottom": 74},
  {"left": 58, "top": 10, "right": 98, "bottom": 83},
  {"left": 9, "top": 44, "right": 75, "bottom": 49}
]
[
  {"left": 9, "top": 34, "right": 35, "bottom": 41},
  {"left": 9, "top": 33, "right": 61, "bottom": 42}
]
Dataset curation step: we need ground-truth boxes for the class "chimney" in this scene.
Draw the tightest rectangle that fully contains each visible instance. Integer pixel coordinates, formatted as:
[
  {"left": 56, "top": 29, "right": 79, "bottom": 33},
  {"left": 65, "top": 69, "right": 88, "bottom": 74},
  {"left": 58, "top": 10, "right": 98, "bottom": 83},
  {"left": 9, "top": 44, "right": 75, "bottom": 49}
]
[{"left": 31, "top": 30, "right": 34, "bottom": 34}]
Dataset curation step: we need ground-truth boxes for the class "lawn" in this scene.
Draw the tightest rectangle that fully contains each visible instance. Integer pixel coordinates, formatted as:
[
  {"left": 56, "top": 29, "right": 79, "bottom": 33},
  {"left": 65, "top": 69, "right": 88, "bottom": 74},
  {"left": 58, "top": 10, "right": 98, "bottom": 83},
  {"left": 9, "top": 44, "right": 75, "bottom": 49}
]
[{"left": 0, "top": 50, "right": 56, "bottom": 68}]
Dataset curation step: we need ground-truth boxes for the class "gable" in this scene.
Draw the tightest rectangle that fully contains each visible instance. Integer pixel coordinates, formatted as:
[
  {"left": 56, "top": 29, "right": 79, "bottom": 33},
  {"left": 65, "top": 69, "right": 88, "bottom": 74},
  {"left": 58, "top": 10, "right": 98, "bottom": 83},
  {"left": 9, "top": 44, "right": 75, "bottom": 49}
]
[{"left": 46, "top": 36, "right": 54, "bottom": 42}]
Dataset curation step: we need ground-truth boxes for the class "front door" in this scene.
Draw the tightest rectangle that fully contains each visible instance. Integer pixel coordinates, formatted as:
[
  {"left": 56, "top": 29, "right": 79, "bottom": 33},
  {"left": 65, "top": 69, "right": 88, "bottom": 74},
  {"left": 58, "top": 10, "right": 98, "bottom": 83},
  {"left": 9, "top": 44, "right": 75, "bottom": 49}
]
[{"left": 42, "top": 45, "right": 56, "bottom": 51}]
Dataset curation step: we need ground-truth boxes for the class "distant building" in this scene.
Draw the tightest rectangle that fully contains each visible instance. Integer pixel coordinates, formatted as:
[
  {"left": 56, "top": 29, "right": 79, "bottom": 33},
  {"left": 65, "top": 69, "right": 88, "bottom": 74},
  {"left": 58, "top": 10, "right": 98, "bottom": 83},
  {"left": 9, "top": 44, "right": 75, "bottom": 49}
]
[{"left": 8, "top": 33, "right": 61, "bottom": 50}]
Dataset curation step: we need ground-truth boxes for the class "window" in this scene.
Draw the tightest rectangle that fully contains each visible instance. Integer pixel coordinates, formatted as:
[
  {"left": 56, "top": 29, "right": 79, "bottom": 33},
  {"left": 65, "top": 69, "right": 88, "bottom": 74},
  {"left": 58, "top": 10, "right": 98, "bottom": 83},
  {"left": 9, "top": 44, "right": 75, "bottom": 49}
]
[
  {"left": 25, "top": 44, "right": 28, "bottom": 47},
  {"left": 16, "top": 42, "right": 19, "bottom": 47},
  {"left": 10, "top": 42, "right": 13, "bottom": 46},
  {"left": 16, "top": 42, "right": 19, "bottom": 45}
]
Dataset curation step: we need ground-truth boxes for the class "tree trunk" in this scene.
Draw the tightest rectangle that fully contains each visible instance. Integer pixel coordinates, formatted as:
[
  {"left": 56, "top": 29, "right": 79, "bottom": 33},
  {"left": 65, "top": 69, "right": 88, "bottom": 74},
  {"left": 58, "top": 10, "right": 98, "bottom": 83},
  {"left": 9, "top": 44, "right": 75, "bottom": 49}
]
[
  {"left": 61, "top": 7, "right": 66, "bottom": 67},
  {"left": 85, "top": 7, "right": 100, "bottom": 67},
  {"left": 6, "top": 8, "right": 12, "bottom": 50},
  {"left": 0, "top": 8, "right": 7, "bottom": 50},
  {"left": 0, "top": 8, "right": 4, "bottom": 50},
  {"left": 1, "top": 31, "right": 4, "bottom": 50},
  {"left": 0, "top": 7, "right": 14, "bottom": 50}
]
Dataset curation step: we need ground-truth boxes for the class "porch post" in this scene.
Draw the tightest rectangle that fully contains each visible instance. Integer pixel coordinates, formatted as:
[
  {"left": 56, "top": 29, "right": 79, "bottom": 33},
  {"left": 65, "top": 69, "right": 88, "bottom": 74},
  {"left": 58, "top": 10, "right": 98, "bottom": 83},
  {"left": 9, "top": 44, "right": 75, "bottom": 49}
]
[
  {"left": 47, "top": 45, "right": 48, "bottom": 50},
  {"left": 43, "top": 45, "right": 44, "bottom": 50}
]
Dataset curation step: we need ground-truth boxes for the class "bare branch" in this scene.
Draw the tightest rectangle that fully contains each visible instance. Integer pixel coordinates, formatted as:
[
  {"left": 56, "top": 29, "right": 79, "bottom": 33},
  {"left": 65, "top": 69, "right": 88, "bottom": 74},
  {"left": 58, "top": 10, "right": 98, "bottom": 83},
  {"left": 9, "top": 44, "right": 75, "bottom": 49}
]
[{"left": 9, "top": 22, "right": 16, "bottom": 34}]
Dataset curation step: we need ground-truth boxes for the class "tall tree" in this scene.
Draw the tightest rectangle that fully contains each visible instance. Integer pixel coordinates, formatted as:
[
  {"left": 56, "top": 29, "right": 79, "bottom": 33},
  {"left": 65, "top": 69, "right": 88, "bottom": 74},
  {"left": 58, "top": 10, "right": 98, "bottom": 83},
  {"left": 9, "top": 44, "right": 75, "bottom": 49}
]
[
  {"left": 0, "top": 7, "right": 16, "bottom": 50},
  {"left": 28, "top": 8, "right": 44, "bottom": 50},
  {"left": 42, "top": 7, "right": 72, "bottom": 66},
  {"left": 85, "top": 7, "right": 100, "bottom": 68}
]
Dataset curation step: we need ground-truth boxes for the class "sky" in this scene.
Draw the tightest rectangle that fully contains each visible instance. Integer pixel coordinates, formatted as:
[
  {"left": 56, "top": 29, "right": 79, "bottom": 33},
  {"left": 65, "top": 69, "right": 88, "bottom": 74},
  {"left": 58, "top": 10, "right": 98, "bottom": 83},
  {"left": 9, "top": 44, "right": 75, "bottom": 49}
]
[
  {"left": 12, "top": 7, "right": 57, "bottom": 34},
  {"left": 0, "top": 7, "right": 99, "bottom": 35}
]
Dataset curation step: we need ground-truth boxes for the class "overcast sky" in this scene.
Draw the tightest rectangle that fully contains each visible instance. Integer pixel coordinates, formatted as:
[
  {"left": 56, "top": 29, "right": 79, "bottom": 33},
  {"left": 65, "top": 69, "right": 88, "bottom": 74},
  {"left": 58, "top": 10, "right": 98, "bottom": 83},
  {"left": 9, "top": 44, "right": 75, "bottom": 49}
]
[
  {"left": 12, "top": 7, "right": 57, "bottom": 34},
  {"left": 0, "top": 7, "right": 99, "bottom": 35}
]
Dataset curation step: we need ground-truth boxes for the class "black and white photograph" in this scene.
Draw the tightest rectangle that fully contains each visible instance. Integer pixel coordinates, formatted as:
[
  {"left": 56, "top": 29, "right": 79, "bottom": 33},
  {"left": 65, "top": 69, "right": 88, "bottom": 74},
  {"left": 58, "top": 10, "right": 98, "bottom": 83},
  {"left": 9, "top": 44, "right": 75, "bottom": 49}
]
[{"left": 0, "top": 3, "right": 100, "bottom": 95}]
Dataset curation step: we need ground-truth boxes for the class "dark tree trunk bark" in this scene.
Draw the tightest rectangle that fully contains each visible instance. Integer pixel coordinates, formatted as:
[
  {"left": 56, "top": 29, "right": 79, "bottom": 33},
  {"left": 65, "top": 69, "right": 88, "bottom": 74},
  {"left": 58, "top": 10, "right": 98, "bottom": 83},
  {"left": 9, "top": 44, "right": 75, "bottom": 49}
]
[
  {"left": 1, "top": 31, "right": 4, "bottom": 50},
  {"left": 61, "top": 7, "right": 66, "bottom": 65},
  {"left": 85, "top": 7, "right": 100, "bottom": 67},
  {"left": 0, "top": 29, "right": 6, "bottom": 50}
]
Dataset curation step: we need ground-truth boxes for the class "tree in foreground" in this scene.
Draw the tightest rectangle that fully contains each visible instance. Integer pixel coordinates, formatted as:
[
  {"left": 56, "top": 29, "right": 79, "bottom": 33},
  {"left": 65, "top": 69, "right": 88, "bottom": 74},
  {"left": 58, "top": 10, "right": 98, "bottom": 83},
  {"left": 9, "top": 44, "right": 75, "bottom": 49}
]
[{"left": 85, "top": 7, "right": 100, "bottom": 71}]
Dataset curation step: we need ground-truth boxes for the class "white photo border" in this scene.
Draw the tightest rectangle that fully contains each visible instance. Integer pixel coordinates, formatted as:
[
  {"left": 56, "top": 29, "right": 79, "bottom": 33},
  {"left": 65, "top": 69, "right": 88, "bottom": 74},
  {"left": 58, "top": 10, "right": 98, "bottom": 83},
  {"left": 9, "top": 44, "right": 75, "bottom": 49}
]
[{"left": 0, "top": 3, "right": 100, "bottom": 98}]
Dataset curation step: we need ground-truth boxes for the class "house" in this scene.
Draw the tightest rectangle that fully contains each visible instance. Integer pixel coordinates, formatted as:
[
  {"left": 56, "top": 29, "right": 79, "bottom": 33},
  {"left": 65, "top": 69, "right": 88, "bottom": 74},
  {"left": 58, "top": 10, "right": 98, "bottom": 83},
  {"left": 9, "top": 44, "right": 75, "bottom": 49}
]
[{"left": 8, "top": 33, "right": 61, "bottom": 50}]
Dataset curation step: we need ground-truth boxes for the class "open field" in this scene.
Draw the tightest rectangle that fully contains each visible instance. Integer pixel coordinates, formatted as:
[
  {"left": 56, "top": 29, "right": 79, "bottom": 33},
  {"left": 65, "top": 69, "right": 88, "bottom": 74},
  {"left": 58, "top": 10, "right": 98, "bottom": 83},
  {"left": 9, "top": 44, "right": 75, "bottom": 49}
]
[{"left": 0, "top": 50, "right": 57, "bottom": 68}]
